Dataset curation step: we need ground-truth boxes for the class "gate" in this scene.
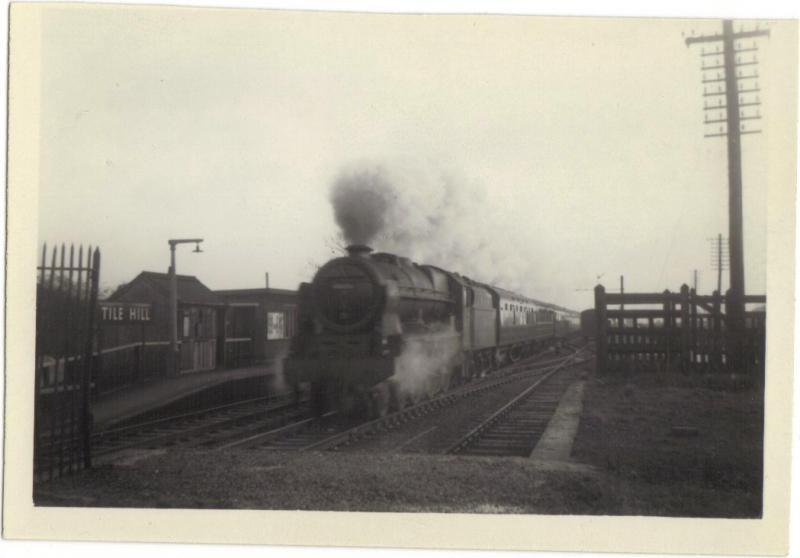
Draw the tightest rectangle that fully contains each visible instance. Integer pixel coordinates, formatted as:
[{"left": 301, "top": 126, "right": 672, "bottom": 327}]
[
  {"left": 594, "top": 284, "right": 765, "bottom": 375},
  {"left": 34, "top": 244, "right": 100, "bottom": 481}
]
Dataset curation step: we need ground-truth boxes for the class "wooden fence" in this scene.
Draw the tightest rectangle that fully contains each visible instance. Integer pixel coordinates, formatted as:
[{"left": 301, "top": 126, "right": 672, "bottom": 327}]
[{"left": 594, "top": 284, "right": 765, "bottom": 375}]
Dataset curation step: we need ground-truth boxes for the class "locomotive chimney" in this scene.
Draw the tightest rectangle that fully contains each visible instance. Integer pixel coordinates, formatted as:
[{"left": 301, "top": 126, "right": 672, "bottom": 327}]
[{"left": 346, "top": 244, "right": 373, "bottom": 258}]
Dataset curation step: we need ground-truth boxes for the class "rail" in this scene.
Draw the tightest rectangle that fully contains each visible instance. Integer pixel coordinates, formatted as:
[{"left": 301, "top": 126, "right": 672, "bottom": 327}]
[
  {"left": 445, "top": 350, "right": 589, "bottom": 454},
  {"left": 224, "top": 348, "right": 586, "bottom": 453}
]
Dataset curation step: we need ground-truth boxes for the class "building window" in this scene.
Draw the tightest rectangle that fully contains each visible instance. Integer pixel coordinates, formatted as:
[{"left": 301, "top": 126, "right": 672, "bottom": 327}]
[{"left": 267, "top": 311, "right": 286, "bottom": 340}]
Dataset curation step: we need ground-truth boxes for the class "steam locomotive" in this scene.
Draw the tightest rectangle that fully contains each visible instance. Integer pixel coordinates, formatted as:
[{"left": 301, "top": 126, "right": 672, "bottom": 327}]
[{"left": 285, "top": 245, "right": 578, "bottom": 417}]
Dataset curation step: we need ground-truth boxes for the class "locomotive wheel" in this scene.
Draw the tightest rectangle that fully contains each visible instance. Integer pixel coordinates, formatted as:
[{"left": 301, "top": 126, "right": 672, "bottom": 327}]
[
  {"left": 423, "top": 376, "right": 435, "bottom": 400},
  {"left": 451, "top": 364, "right": 465, "bottom": 389},
  {"left": 473, "top": 355, "right": 483, "bottom": 379},
  {"left": 438, "top": 365, "right": 447, "bottom": 392},
  {"left": 425, "top": 367, "right": 446, "bottom": 399},
  {"left": 387, "top": 380, "right": 401, "bottom": 413},
  {"left": 441, "top": 366, "right": 454, "bottom": 392},
  {"left": 370, "top": 382, "right": 391, "bottom": 418},
  {"left": 481, "top": 357, "right": 490, "bottom": 378},
  {"left": 338, "top": 383, "right": 359, "bottom": 417},
  {"left": 406, "top": 388, "right": 424, "bottom": 407},
  {"left": 310, "top": 380, "right": 328, "bottom": 417},
  {"left": 291, "top": 381, "right": 303, "bottom": 408}
]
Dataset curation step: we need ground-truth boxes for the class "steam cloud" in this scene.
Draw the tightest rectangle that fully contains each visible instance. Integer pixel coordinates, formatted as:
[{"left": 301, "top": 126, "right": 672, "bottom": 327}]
[
  {"left": 391, "top": 328, "right": 461, "bottom": 403},
  {"left": 329, "top": 160, "right": 544, "bottom": 294},
  {"left": 329, "top": 160, "right": 552, "bottom": 404},
  {"left": 330, "top": 169, "right": 395, "bottom": 246}
]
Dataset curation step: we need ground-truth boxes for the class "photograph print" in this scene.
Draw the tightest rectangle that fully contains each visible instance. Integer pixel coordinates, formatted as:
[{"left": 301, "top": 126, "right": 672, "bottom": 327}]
[{"left": 4, "top": 3, "right": 798, "bottom": 554}]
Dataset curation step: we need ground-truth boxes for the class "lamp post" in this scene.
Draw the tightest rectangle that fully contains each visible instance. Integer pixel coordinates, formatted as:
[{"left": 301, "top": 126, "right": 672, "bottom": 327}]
[{"left": 168, "top": 238, "right": 204, "bottom": 376}]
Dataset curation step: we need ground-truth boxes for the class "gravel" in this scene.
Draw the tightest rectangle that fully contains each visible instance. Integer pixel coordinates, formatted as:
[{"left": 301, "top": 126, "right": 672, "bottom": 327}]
[{"left": 35, "top": 448, "right": 616, "bottom": 513}]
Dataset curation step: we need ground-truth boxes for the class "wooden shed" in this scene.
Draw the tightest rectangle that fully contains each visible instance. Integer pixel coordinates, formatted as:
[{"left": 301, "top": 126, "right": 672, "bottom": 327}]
[
  {"left": 106, "top": 271, "right": 226, "bottom": 373},
  {"left": 214, "top": 287, "right": 298, "bottom": 366}
]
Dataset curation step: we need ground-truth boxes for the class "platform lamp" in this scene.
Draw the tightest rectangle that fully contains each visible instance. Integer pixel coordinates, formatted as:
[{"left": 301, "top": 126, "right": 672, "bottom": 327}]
[{"left": 167, "top": 238, "right": 204, "bottom": 376}]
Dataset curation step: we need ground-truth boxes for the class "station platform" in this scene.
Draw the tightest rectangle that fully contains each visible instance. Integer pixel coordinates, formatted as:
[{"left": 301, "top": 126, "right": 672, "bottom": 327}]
[{"left": 92, "top": 362, "right": 283, "bottom": 431}]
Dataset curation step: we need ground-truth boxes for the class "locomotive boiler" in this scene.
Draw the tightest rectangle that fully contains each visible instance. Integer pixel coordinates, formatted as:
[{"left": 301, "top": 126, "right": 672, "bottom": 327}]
[{"left": 284, "top": 245, "right": 576, "bottom": 417}]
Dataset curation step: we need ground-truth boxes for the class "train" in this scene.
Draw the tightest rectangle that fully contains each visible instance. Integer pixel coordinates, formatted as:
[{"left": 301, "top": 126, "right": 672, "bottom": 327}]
[
  {"left": 580, "top": 308, "right": 597, "bottom": 340},
  {"left": 284, "top": 244, "right": 578, "bottom": 417}
]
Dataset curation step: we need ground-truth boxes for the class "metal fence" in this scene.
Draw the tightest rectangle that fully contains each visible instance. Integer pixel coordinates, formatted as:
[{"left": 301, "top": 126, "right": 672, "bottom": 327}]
[
  {"left": 594, "top": 284, "right": 765, "bottom": 375},
  {"left": 35, "top": 244, "right": 100, "bottom": 481}
]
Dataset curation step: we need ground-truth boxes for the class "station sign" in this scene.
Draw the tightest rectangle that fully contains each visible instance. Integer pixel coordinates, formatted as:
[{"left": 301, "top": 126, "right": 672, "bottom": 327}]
[{"left": 99, "top": 302, "right": 153, "bottom": 323}]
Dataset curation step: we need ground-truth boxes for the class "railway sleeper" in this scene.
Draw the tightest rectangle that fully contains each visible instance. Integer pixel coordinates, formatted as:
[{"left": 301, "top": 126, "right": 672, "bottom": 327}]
[{"left": 463, "top": 447, "right": 531, "bottom": 456}]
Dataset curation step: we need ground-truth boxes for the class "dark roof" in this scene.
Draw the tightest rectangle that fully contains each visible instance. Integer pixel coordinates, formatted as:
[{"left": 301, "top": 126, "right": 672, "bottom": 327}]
[
  {"left": 215, "top": 287, "right": 297, "bottom": 298},
  {"left": 109, "top": 271, "right": 225, "bottom": 306},
  {"left": 482, "top": 284, "right": 578, "bottom": 315}
]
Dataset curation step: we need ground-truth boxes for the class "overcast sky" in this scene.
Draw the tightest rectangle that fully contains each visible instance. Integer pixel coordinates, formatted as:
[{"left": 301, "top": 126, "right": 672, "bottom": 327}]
[{"left": 37, "top": 7, "right": 796, "bottom": 310}]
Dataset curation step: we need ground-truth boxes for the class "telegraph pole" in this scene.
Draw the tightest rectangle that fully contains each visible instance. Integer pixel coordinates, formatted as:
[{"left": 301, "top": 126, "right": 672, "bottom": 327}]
[
  {"left": 710, "top": 233, "right": 729, "bottom": 294},
  {"left": 717, "top": 234, "right": 722, "bottom": 294},
  {"left": 686, "top": 20, "right": 769, "bottom": 371}
]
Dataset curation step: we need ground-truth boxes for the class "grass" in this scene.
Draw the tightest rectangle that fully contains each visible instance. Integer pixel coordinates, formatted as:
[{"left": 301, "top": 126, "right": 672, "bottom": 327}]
[{"left": 571, "top": 368, "right": 764, "bottom": 517}]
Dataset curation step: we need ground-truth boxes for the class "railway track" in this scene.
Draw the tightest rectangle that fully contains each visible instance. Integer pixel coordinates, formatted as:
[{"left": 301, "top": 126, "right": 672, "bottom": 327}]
[
  {"left": 445, "top": 352, "right": 584, "bottom": 456},
  {"left": 92, "top": 391, "right": 308, "bottom": 458},
  {"left": 340, "top": 347, "right": 591, "bottom": 455},
  {"left": 92, "top": 342, "right": 588, "bottom": 460},
  {"left": 222, "top": 346, "right": 588, "bottom": 453}
]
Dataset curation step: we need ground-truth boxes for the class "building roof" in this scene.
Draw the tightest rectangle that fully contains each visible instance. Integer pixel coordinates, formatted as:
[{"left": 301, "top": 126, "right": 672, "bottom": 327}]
[
  {"left": 109, "top": 271, "right": 225, "bottom": 306},
  {"left": 215, "top": 287, "right": 297, "bottom": 298},
  {"left": 481, "top": 284, "right": 578, "bottom": 316}
]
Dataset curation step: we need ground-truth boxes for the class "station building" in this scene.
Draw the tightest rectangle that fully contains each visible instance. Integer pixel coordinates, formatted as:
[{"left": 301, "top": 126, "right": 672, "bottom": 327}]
[
  {"left": 105, "top": 271, "right": 227, "bottom": 373},
  {"left": 214, "top": 287, "right": 298, "bottom": 365},
  {"left": 98, "top": 271, "right": 298, "bottom": 393}
]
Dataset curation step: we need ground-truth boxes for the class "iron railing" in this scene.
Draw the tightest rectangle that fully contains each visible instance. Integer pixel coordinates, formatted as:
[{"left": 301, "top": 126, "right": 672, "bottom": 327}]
[{"left": 35, "top": 243, "right": 100, "bottom": 482}]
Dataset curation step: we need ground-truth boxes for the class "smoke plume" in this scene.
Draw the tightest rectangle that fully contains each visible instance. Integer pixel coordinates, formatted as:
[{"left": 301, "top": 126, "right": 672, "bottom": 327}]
[
  {"left": 329, "top": 159, "right": 557, "bottom": 403},
  {"left": 329, "top": 159, "right": 544, "bottom": 294},
  {"left": 330, "top": 168, "right": 395, "bottom": 246}
]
